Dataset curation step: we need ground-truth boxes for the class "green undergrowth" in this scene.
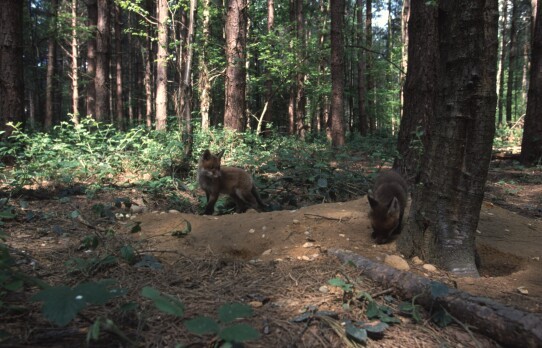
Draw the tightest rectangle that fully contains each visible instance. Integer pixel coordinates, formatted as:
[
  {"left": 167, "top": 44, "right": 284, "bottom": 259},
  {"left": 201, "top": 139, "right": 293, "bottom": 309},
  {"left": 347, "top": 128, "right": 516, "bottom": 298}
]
[{"left": 0, "top": 119, "right": 397, "bottom": 209}]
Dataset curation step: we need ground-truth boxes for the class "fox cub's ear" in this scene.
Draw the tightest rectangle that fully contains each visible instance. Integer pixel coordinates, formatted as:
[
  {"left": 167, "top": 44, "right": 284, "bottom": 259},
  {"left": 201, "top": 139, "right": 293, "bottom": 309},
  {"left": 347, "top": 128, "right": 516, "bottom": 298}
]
[
  {"left": 202, "top": 149, "right": 212, "bottom": 160},
  {"left": 387, "top": 197, "right": 400, "bottom": 216},
  {"left": 216, "top": 150, "right": 225, "bottom": 159}
]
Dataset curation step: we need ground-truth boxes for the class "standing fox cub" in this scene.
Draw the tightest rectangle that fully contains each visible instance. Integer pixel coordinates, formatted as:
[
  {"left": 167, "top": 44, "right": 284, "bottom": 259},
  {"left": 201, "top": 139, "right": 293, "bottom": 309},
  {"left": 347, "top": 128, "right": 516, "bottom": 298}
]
[
  {"left": 368, "top": 170, "right": 408, "bottom": 244},
  {"left": 197, "top": 149, "right": 267, "bottom": 215}
]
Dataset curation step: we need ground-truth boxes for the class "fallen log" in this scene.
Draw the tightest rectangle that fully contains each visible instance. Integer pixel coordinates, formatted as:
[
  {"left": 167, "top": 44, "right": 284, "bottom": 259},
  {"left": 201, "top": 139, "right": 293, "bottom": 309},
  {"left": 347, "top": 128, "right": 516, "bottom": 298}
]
[{"left": 329, "top": 248, "right": 542, "bottom": 348}]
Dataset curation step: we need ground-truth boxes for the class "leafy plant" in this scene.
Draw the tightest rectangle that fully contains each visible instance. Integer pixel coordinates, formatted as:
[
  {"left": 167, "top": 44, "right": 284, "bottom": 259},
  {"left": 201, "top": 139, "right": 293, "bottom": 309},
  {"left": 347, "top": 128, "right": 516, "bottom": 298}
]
[{"left": 32, "top": 279, "right": 125, "bottom": 326}]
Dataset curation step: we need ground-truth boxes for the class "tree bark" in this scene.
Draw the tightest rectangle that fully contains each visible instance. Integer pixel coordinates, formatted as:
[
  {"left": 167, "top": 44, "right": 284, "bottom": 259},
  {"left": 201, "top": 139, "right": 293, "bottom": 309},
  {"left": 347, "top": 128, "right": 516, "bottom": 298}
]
[
  {"left": 399, "top": 0, "right": 410, "bottom": 120},
  {"left": 330, "top": 249, "right": 542, "bottom": 348},
  {"left": 155, "top": 0, "right": 168, "bottom": 131},
  {"left": 397, "top": 0, "right": 499, "bottom": 278},
  {"left": 45, "top": 0, "right": 58, "bottom": 130},
  {"left": 497, "top": 0, "right": 508, "bottom": 127},
  {"left": 199, "top": 0, "right": 212, "bottom": 130},
  {"left": 295, "top": 0, "right": 306, "bottom": 138},
  {"left": 357, "top": 0, "right": 368, "bottom": 136},
  {"left": 86, "top": 0, "right": 97, "bottom": 119},
  {"left": 506, "top": 0, "right": 518, "bottom": 126},
  {"left": 224, "top": 0, "right": 247, "bottom": 131},
  {"left": 95, "top": 0, "right": 110, "bottom": 122},
  {"left": 366, "top": 0, "right": 375, "bottom": 132},
  {"left": 521, "top": 0, "right": 542, "bottom": 164},
  {"left": 330, "top": 0, "right": 345, "bottom": 147},
  {"left": 260, "top": 0, "right": 275, "bottom": 135},
  {"left": 0, "top": 0, "right": 25, "bottom": 140},
  {"left": 394, "top": 2, "right": 438, "bottom": 184},
  {"left": 115, "top": 4, "right": 124, "bottom": 130},
  {"left": 70, "top": 0, "right": 80, "bottom": 124}
]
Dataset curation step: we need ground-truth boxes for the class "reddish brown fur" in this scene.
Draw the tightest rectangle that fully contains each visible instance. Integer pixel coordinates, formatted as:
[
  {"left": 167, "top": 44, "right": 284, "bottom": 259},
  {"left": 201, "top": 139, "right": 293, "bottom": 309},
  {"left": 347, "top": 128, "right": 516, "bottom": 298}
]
[
  {"left": 197, "top": 150, "right": 267, "bottom": 215},
  {"left": 368, "top": 170, "right": 408, "bottom": 244}
]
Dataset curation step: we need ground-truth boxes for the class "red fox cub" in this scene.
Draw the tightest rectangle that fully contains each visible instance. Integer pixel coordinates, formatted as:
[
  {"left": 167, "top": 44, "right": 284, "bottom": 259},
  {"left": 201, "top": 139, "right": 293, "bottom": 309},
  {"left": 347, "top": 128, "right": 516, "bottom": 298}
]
[
  {"left": 368, "top": 170, "right": 408, "bottom": 244},
  {"left": 197, "top": 149, "right": 267, "bottom": 215}
]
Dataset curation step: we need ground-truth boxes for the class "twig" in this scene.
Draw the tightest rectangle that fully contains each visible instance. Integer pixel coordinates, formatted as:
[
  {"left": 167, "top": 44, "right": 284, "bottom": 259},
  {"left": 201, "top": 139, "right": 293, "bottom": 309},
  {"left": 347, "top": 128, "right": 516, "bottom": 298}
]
[
  {"left": 370, "top": 287, "right": 394, "bottom": 298},
  {"left": 303, "top": 213, "right": 343, "bottom": 221},
  {"left": 288, "top": 272, "right": 299, "bottom": 286}
]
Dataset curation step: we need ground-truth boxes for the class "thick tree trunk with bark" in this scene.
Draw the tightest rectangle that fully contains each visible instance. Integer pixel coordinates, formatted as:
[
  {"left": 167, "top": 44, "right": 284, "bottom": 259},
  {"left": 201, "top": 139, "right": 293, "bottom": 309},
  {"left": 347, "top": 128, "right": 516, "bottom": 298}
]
[
  {"left": 497, "top": 0, "right": 508, "bottom": 126},
  {"left": 70, "top": 0, "right": 79, "bottom": 123},
  {"left": 397, "top": 0, "right": 499, "bottom": 278},
  {"left": 0, "top": 0, "right": 24, "bottom": 139},
  {"left": 86, "top": 0, "right": 97, "bottom": 118},
  {"left": 330, "top": 249, "right": 542, "bottom": 348},
  {"left": 394, "top": 2, "right": 438, "bottom": 184},
  {"left": 155, "top": 0, "right": 168, "bottom": 131},
  {"left": 45, "top": 0, "right": 58, "bottom": 130},
  {"left": 95, "top": 0, "right": 110, "bottom": 122},
  {"left": 366, "top": 0, "right": 375, "bottom": 132},
  {"left": 260, "top": 0, "right": 275, "bottom": 135},
  {"left": 506, "top": 0, "right": 518, "bottom": 125},
  {"left": 330, "top": 0, "right": 345, "bottom": 147},
  {"left": 399, "top": 0, "right": 410, "bottom": 120},
  {"left": 295, "top": 0, "right": 306, "bottom": 138},
  {"left": 224, "top": 0, "right": 247, "bottom": 131},
  {"left": 521, "top": 0, "right": 542, "bottom": 164}
]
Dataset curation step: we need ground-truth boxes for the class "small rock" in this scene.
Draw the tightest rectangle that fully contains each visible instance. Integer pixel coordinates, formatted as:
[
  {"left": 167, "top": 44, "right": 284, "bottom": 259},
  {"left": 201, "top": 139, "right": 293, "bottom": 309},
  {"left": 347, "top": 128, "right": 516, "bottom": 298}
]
[
  {"left": 130, "top": 205, "right": 147, "bottom": 214},
  {"left": 262, "top": 249, "right": 272, "bottom": 256},
  {"left": 422, "top": 264, "right": 437, "bottom": 272},
  {"left": 319, "top": 286, "right": 330, "bottom": 293},
  {"left": 249, "top": 229, "right": 255, "bottom": 234},
  {"left": 384, "top": 255, "right": 410, "bottom": 271},
  {"left": 293, "top": 219, "right": 300, "bottom": 224},
  {"left": 339, "top": 234, "right": 345, "bottom": 238},
  {"left": 304, "top": 231, "right": 310, "bottom": 235},
  {"left": 412, "top": 256, "right": 423, "bottom": 265},
  {"left": 262, "top": 234, "right": 266, "bottom": 238},
  {"left": 302, "top": 242, "right": 314, "bottom": 248},
  {"left": 262, "top": 226, "right": 267, "bottom": 230},
  {"left": 301, "top": 255, "right": 311, "bottom": 261},
  {"left": 517, "top": 286, "right": 529, "bottom": 295},
  {"left": 532, "top": 257, "right": 540, "bottom": 261},
  {"left": 168, "top": 209, "right": 180, "bottom": 214},
  {"left": 249, "top": 301, "right": 263, "bottom": 308}
]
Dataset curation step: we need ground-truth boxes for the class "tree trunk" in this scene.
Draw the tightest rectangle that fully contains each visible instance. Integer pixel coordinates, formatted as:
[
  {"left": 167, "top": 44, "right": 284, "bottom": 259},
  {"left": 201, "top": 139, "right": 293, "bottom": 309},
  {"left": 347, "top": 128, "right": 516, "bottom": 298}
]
[
  {"left": 394, "top": 2, "right": 438, "bottom": 184},
  {"left": 506, "top": 0, "right": 517, "bottom": 126},
  {"left": 144, "top": 27, "right": 153, "bottom": 129},
  {"left": 357, "top": 0, "right": 368, "bottom": 136},
  {"left": 366, "top": 0, "right": 375, "bottom": 132},
  {"left": 45, "top": 0, "right": 58, "bottom": 130},
  {"left": 86, "top": 0, "right": 97, "bottom": 119},
  {"left": 199, "top": 0, "right": 212, "bottom": 130},
  {"left": 127, "top": 12, "right": 134, "bottom": 127},
  {"left": 224, "top": 0, "right": 247, "bottom": 131},
  {"left": 295, "top": 0, "right": 306, "bottom": 138},
  {"left": 521, "top": 0, "right": 542, "bottom": 164},
  {"left": 95, "top": 0, "right": 110, "bottom": 122},
  {"left": 260, "top": 0, "right": 275, "bottom": 135},
  {"left": 155, "top": 0, "right": 168, "bottom": 131},
  {"left": 330, "top": 249, "right": 542, "bottom": 348},
  {"left": 70, "top": 0, "right": 79, "bottom": 124},
  {"left": 497, "top": 0, "right": 508, "bottom": 127},
  {"left": 115, "top": 4, "right": 123, "bottom": 130},
  {"left": 399, "top": 0, "right": 410, "bottom": 120},
  {"left": 330, "top": 0, "right": 345, "bottom": 147},
  {"left": 0, "top": 0, "right": 24, "bottom": 140},
  {"left": 397, "top": 0, "right": 499, "bottom": 278},
  {"left": 182, "top": 0, "right": 197, "bottom": 158}
]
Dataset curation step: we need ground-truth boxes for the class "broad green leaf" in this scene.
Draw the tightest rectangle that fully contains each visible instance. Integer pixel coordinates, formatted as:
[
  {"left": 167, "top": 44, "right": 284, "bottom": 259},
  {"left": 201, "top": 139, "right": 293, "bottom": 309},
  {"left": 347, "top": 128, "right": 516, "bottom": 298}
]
[
  {"left": 32, "top": 286, "right": 86, "bottom": 326},
  {"left": 69, "top": 210, "right": 80, "bottom": 219},
  {"left": 219, "top": 323, "right": 260, "bottom": 342},
  {"left": 120, "top": 245, "right": 136, "bottom": 263},
  {"left": 327, "top": 278, "right": 347, "bottom": 287},
  {"left": 73, "top": 280, "right": 124, "bottom": 305},
  {"left": 432, "top": 306, "right": 453, "bottom": 328},
  {"left": 218, "top": 303, "right": 253, "bottom": 323},
  {"left": 3, "top": 280, "right": 23, "bottom": 292},
  {"left": 345, "top": 323, "right": 368, "bottom": 344},
  {"left": 365, "top": 301, "right": 380, "bottom": 319},
  {"left": 141, "top": 286, "right": 184, "bottom": 317},
  {"left": 87, "top": 319, "right": 101, "bottom": 343},
  {"left": 184, "top": 316, "right": 220, "bottom": 335}
]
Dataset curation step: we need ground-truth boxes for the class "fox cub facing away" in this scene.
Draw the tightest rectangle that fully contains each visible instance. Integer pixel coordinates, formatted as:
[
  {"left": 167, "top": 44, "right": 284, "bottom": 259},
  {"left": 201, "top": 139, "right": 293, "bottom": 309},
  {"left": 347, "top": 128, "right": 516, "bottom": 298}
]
[
  {"left": 368, "top": 170, "right": 408, "bottom": 244},
  {"left": 197, "top": 149, "right": 267, "bottom": 215}
]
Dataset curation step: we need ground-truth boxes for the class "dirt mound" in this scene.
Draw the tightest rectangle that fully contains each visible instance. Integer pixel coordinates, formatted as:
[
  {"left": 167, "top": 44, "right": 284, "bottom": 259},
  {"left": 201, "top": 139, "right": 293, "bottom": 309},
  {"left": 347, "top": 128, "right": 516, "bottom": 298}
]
[{"left": 131, "top": 197, "right": 542, "bottom": 313}]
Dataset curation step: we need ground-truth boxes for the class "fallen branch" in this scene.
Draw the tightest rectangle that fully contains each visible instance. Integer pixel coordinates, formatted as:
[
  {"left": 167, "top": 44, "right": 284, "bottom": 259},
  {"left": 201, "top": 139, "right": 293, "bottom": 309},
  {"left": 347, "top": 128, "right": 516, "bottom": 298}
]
[{"left": 329, "top": 248, "right": 542, "bottom": 348}]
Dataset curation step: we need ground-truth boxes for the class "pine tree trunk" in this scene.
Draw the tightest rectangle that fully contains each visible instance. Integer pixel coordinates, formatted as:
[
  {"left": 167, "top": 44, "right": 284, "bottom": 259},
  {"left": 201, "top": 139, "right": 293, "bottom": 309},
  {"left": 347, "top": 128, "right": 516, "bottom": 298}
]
[
  {"left": 70, "top": 0, "right": 79, "bottom": 124},
  {"left": 260, "top": 0, "right": 275, "bottom": 135},
  {"left": 399, "top": 0, "right": 410, "bottom": 120},
  {"left": 144, "top": 29, "right": 153, "bottom": 129},
  {"left": 155, "top": 0, "right": 168, "bottom": 131},
  {"left": 95, "top": 0, "right": 110, "bottom": 122},
  {"left": 45, "top": 0, "right": 58, "bottom": 130},
  {"left": 86, "top": 0, "right": 97, "bottom": 119},
  {"left": 366, "top": 0, "right": 376, "bottom": 132},
  {"left": 330, "top": 0, "right": 345, "bottom": 147},
  {"left": 357, "top": 0, "right": 368, "bottom": 136},
  {"left": 506, "top": 0, "right": 517, "bottom": 126},
  {"left": 115, "top": 4, "right": 123, "bottom": 130},
  {"left": 0, "top": 0, "right": 24, "bottom": 140},
  {"left": 295, "top": 0, "right": 306, "bottom": 138},
  {"left": 398, "top": 0, "right": 499, "bottom": 278},
  {"left": 224, "top": 0, "right": 247, "bottom": 131},
  {"left": 521, "top": 0, "right": 542, "bottom": 164},
  {"left": 199, "top": 0, "right": 212, "bottom": 130},
  {"left": 497, "top": 0, "right": 508, "bottom": 126},
  {"left": 394, "top": 2, "right": 438, "bottom": 184}
]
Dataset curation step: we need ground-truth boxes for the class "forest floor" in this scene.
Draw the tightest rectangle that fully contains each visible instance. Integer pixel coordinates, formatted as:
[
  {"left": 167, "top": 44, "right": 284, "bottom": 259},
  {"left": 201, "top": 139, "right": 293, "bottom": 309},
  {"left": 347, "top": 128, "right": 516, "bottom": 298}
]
[{"left": 2, "top": 155, "right": 541, "bottom": 347}]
